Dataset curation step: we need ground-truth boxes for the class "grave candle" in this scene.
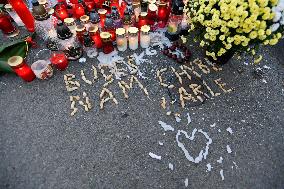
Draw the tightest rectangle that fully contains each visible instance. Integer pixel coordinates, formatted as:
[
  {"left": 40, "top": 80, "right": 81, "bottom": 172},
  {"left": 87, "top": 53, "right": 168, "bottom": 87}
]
[
  {"left": 98, "top": 9, "right": 107, "bottom": 28},
  {"left": 4, "top": 3, "right": 24, "bottom": 26},
  {"left": 73, "top": 3, "right": 85, "bottom": 19},
  {"left": 55, "top": 3, "right": 68, "bottom": 21},
  {"left": 157, "top": 2, "right": 169, "bottom": 28},
  {"left": 75, "top": 24, "right": 86, "bottom": 44},
  {"left": 100, "top": 32, "right": 114, "bottom": 54},
  {"left": 147, "top": 3, "right": 157, "bottom": 26},
  {"left": 116, "top": 28, "right": 127, "bottom": 51},
  {"left": 138, "top": 12, "right": 147, "bottom": 29},
  {"left": 89, "top": 26, "right": 103, "bottom": 48},
  {"left": 140, "top": 25, "right": 150, "bottom": 48},
  {"left": 0, "top": 9, "right": 18, "bottom": 36},
  {"left": 8, "top": 0, "right": 35, "bottom": 32},
  {"left": 50, "top": 51, "right": 69, "bottom": 70},
  {"left": 64, "top": 17, "right": 76, "bottom": 34},
  {"left": 31, "top": 0, "right": 49, "bottom": 21},
  {"left": 128, "top": 27, "right": 138, "bottom": 50},
  {"left": 8, "top": 56, "right": 36, "bottom": 82}
]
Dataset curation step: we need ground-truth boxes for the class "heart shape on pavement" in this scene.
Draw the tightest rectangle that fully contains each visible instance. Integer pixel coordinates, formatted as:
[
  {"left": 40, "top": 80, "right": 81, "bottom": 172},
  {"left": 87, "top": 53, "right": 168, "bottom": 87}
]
[{"left": 176, "top": 128, "right": 212, "bottom": 164}]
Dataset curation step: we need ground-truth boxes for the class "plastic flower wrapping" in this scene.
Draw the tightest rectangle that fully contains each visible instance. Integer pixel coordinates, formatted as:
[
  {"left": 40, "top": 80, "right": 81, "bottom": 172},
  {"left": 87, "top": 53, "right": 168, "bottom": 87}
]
[{"left": 186, "top": 0, "right": 284, "bottom": 60}]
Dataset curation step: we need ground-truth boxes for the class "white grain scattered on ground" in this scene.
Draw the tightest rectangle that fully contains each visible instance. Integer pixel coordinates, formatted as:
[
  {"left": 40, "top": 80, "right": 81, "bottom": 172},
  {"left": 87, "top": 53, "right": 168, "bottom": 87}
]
[
  {"left": 149, "top": 152, "right": 161, "bottom": 160},
  {"left": 227, "top": 145, "right": 232, "bottom": 154},
  {"left": 226, "top": 127, "right": 233, "bottom": 134},
  {"left": 220, "top": 169, "right": 225, "bottom": 180}
]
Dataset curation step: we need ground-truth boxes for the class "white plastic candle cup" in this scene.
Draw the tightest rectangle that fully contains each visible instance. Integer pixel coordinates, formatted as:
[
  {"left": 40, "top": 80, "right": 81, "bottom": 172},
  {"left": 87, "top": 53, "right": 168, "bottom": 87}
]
[
  {"left": 31, "top": 60, "right": 53, "bottom": 80},
  {"left": 140, "top": 25, "right": 150, "bottom": 48}
]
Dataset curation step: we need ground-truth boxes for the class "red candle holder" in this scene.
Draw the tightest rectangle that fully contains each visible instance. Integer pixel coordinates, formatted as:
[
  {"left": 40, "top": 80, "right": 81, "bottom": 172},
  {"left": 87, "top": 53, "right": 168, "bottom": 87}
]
[
  {"left": 75, "top": 24, "right": 86, "bottom": 44},
  {"left": 83, "top": 0, "right": 95, "bottom": 11},
  {"left": 157, "top": 2, "right": 169, "bottom": 28},
  {"left": 100, "top": 32, "right": 114, "bottom": 54},
  {"left": 98, "top": 9, "right": 107, "bottom": 28},
  {"left": 147, "top": 4, "right": 157, "bottom": 26},
  {"left": 8, "top": 0, "right": 35, "bottom": 32},
  {"left": 0, "top": 10, "right": 18, "bottom": 36},
  {"left": 73, "top": 3, "right": 85, "bottom": 19},
  {"left": 138, "top": 12, "right": 148, "bottom": 29},
  {"left": 50, "top": 51, "right": 69, "bottom": 71},
  {"left": 8, "top": 56, "right": 36, "bottom": 82},
  {"left": 89, "top": 26, "right": 103, "bottom": 48},
  {"left": 55, "top": 3, "right": 69, "bottom": 21}
]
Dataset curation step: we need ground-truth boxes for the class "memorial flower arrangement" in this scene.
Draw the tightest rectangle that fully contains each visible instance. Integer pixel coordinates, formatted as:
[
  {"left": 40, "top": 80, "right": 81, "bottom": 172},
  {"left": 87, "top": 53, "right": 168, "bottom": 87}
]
[{"left": 186, "top": 0, "right": 284, "bottom": 61}]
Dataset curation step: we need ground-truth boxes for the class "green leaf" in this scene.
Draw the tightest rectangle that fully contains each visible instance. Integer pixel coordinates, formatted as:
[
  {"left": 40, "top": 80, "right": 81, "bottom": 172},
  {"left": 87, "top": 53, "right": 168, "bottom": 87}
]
[{"left": 0, "top": 41, "right": 28, "bottom": 73}]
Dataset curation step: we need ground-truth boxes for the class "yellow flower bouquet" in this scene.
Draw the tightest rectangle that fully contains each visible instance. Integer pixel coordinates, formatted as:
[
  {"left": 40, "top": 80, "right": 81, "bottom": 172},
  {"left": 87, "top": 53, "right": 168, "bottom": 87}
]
[{"left": 186, "top": 0, "right": 284, "bottom": 62}]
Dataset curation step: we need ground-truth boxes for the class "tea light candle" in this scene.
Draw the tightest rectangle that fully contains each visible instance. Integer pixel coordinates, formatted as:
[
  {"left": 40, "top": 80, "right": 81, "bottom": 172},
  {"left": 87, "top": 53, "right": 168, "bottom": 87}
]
[
  {"left": 8, "top": 56, "right": 36, "bottom": 82},
  {"left": 50, "top": 51, "right": 69, "bottom": 70},
  {"left": 140, "top": 25, "right": 150, "bottom": 48},
  {"left": 100, "top": 32, "right": 114, "bottom": 54},
  {"left": 31, "top": 60, "right": 53, "bottom": 80},
  {"left": 116, "top": 28, "right": 127, "bottom": 51},
  {"left": 89, "top": 26, "right": 103, "bottom": 48},
  {"left": 128, "top": 26, "right": 138, "bottom": 50}
]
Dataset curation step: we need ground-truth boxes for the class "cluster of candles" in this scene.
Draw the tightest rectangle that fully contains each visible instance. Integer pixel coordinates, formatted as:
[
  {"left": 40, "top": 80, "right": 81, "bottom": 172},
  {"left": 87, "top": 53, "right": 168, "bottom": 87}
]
[
  {"left": 7, "top": 51, "right": 69, "bottom": 82},
  {"left": 1, "top": 0, "right": 189, "bottom": 82}
]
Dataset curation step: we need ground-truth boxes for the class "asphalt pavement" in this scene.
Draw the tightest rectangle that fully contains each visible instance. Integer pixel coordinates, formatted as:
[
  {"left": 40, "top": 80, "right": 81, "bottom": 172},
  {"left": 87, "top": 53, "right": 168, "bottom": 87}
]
[{"left": 0, "top": 32, "right": 283, "bottom": 189}]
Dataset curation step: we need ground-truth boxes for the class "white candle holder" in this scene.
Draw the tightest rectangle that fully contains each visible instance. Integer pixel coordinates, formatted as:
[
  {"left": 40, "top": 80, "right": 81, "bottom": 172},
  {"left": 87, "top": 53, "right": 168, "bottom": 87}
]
[
  {"left": 140, "top": 25, "right": 150, "bottom": 48},
  {"left": 116, "top": 28, "right": 127, "bottom": 52},
  {"left": 128, "top": 27, "right": 139, "bottom": 50}
]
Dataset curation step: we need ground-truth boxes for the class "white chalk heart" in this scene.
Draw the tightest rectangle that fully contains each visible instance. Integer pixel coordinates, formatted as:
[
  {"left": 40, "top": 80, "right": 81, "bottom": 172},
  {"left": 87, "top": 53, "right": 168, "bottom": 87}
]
[{"left": 176, "top": 128, "right": 212, "bottom": 164}]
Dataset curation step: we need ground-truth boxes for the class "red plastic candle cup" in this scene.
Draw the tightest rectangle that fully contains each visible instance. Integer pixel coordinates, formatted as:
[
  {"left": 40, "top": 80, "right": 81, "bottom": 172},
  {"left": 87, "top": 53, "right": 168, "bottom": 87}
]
[
  {"left": 73, "top": 3, "right": 85, "bottom": 19},
  {"left": 98, "top": 9, "right": 107, "bottom": 28},
  {"left": 8, "top": 56, "right": 36, "bottom": 82},
  {"left": 157, "top": 2, "right": 169, "bottom": 28},
  {"left": 75, "top": 24, "right": 86, "bottom": 44},
  {"left": 50, "top": 52, "right": 69, "bottom": 71},
  {"left": 69, "top": 0, "right": 78, "bottom": 4},
  {"left": 147, "top": 4, "right": 157, "bottom": 26},
  {"left": 56, "top": 6, "right": 69, "bottom": 21},
  {"left": 89, "top": 26, "right": 103, "bottom": 48},
  {"left": 0, "top": 11, "right": 17, "bottom": 35},
  {"left": 100, "top": 32, "right": 114, "bottom": 54},
  {"left": 8, "top": 0, "right": 35, "bottom": 32},
  {"left": 84, "top": 1, "right": 95, "bottom": 11},
  {"left": 138, "top": 12, "right": 148, "bottom": 29}
]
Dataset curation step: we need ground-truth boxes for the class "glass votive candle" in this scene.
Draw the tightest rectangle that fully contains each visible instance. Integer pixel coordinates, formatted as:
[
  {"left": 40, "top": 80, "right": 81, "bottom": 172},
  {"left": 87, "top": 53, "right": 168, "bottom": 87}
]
[
  {"left": 50, "top": 51, "right": 69, "bottom": 70},
  {"left": 140, "top": 25, "right": 150, "bottom": 48},
  {"left": 100, "top": 32, "right": 114, "bottom": 54},
  {"left": 116, "top": 28, "right": 127, "bottom": 52},
  {"left": 75, "top": 24, "right": 86, "bottom": 44},
  {"left": 89, "top": 26, "right": 103, "bottom": 48},
  {"left": 7, "top": 56, "right": 36, "bottom": 82},
  {"left": 128, "top": 27, "right": 139, "bottom": 50},
  {"left": 98, "top": 9, "right": 107, "bottom": 28},
  {"left": 147, "top": 3, "right": 157, "bottom": 26},
  {"left": 31, "top": 60, "right": 53, "bottom": 80}
]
